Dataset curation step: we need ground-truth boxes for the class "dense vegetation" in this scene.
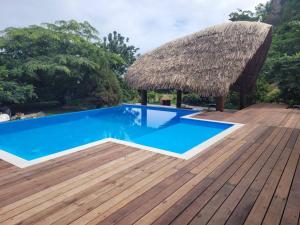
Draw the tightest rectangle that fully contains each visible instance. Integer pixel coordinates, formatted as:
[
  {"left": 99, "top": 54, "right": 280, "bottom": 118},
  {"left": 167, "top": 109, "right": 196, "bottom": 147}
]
[
  {"left": 0, "top": 20, "right": 138, "bottom": 110},
  {"left": 103, "top": 31, "right": 140, "bottom": 102},
  {"left": 228, "top": 0, "right": 300, "bottom": 106}
]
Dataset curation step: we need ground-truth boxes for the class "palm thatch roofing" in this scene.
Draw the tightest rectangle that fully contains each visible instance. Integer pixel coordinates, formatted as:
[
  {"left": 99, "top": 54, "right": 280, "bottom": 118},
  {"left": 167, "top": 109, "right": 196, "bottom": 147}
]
[{"left": 125, "top": 21, "right": 272, "bottom": 97}]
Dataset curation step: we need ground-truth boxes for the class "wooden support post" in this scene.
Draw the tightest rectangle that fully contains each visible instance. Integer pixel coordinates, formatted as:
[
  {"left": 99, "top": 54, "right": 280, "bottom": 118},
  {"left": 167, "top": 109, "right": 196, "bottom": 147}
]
[
  {"left": 216, "top": 96, "right": 224, "bottom": 112},
  {"left": 176, "top": 90, "right": 182, "bottom": 108},
  {"left": 140, "top": 90, "right": 147, "bottom": 105},
  {"left": 240, "top": 84, "right": 247, "bottom": 109}
]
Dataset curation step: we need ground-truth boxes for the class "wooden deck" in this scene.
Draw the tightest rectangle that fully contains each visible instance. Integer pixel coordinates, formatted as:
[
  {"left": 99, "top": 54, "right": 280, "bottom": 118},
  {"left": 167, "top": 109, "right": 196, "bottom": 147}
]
[{"left": 0, "top": 103, "right": 299, "bottom": 225}]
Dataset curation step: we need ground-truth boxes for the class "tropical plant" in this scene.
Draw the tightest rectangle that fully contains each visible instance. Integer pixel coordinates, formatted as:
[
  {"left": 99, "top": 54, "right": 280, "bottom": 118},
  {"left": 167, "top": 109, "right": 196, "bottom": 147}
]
[
  {"left": 0, "top": 20, "right": 124, "bottom": 106},
  {"left": 228, "top": 0, "right": 300, "bottom": 106},
  {"left": 271, "top": 53, "right": 300, "bottom": 105},
  {"left": 229, "top": 2, "right": 271, "bottom": 22},
  {"left": 103, "top": 31, "right": 140, "bottom": 102}
]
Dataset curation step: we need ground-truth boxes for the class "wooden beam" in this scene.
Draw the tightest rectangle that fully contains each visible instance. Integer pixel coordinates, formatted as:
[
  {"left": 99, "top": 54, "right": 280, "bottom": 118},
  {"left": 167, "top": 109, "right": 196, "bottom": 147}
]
[
  {"left": 216, "top": 96, "right": 224, "bottom": 112},
  {"left": 240, "top": 83, "right": 247, "bottom": 109},
  {"left": 176, "top": 90, "right": 182, "bottom": 108},
  {"left": 140, "top": 90, "right": 147, "bottom": 105}
]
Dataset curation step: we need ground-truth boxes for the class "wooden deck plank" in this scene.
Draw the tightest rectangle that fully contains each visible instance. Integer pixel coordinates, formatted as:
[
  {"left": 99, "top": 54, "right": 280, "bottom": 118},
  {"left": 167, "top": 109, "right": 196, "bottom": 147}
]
[
  {"left": 0, "top": 144, "right": 137, "bottom": 208},
  {"left": 135, "top": 135, "right": 270, "bottom": 225},
  {"left": 203, "top": 128, "right": 293, "bottom": 225},
  {"left": 243, "top": 130, "right": 300, "bottom": 225},
  {"left": 97, "top": 128, "right": 270, "bottom": 224},
  {"left": 0, "top": 151, "right": 161, "bottom": 224},
  {"left": 262, "top": 132, "right": 300, "bottom": 225},
  {"left": 4, "top": 154, "right": 168, "bottom": 225},
  {"left": 0, "top": 142, "right": 115, "bottom": 187},
  {"left": 0, "top": 142, "right": 127, "bottom": 192},
  {"left": 280, "top": 155, "right": 300, "bottom": 225},
  {"left": 0, "top": 103, "right": 299, "bottom": 225},
  {"left": 150, "top": 127, "right": 277, "bottom": 225},
  {"left": 169, "top": 127, "right": 287, "bottom": 225},
  {"left": 0, "top": 148, "right": 145, "bottom": 216},
  {"left": 72, "top": 149, "right": 233, "bottom": 224},
  {"left": 224, "top": 129, "right": 299, "bottom": 225},
  {"left": 190, "top": 129, "right": 294, "bottom": 225},
  {"left": 37, "top": 155, "right": 171, "bottom": 225}
]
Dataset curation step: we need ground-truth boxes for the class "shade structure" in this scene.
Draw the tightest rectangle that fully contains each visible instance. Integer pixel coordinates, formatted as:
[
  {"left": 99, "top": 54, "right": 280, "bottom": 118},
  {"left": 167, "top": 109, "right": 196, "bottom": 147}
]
[{"left": 125, "top": 21, "right": 272, "bottom": 99}]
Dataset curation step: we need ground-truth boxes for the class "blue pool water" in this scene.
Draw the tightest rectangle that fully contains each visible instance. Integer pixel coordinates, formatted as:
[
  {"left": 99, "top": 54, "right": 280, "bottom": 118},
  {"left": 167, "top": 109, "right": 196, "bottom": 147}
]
[{"left": 0, "top": 104, "right": 233, "bottom": 160}]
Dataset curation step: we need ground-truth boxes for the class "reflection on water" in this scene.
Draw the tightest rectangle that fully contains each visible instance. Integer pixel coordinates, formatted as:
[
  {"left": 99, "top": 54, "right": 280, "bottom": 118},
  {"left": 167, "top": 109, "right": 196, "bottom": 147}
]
[
  {"left": 0, "top": 105, "right": 197, "bottom": 160},
  {"left": 120, "top": 106, "right": 181, "bottom": 129}
]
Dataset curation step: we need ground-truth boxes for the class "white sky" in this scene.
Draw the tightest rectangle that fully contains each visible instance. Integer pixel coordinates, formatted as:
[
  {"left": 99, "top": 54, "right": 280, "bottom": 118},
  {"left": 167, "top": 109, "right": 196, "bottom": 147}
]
[{"left": 0, "top": 0, "right": 268, "bottom": 53}]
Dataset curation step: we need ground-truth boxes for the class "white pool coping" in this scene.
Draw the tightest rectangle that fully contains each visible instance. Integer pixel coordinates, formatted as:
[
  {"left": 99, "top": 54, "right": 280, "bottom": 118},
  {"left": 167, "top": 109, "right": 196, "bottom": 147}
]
[{"left": 0, "top": 107, "right": 244, "bottom": 168}]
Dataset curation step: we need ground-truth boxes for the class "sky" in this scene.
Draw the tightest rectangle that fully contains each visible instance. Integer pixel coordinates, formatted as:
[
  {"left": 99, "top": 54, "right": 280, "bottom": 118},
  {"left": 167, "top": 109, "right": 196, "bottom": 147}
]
[{"left": 0, "top": 0, "right": 268, "bottom": 53}]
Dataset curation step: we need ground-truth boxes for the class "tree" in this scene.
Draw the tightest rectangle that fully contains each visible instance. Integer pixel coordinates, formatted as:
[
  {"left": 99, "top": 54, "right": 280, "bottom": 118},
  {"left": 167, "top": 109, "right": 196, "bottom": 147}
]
[
  {"left": 103, "top": 31, "right": 139, "bottom": 77},
  {"left": 229, "top": 9, "right": 258, "bottom": 21},
  {"left": 229, "top": 2, "right": 271, "bottom": 22},
  {"left": 255, "top": 2, "right": 272, "bottom": 21},
  {"left": 271, "top": 53, "right": 300, "bottom": 105},
  {"left": 271, "top": 21, "right": 300, "bottom": 56},
  {"left": 261, "top": 2, "right": 300, "bottom": 105},
  {"left": 228, "top": 0, "right": 300, "bottom": 107},
  {"left": 103, "top": 31, "right": 140, "bottom": 102},
  {"left": 0, "top": 66, "right": 35, "bottom": 104},
  {"left": 0, "top": 20, "right": 123, "bottom": 106}
]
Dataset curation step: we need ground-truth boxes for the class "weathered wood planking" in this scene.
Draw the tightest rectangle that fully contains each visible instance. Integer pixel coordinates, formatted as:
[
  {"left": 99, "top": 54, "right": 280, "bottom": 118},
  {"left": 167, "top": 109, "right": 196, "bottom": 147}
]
[{"left": 0, "top": 103, "right": 299, "bottom": 225}]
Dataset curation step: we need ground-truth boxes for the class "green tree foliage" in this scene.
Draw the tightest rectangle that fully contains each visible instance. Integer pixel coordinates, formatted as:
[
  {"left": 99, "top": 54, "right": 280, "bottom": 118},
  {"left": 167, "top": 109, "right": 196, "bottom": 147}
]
[
  {"left": 103, "top": 31, "right": 140, "bottom": 102},
  {"left": 228, "top": 0, "right": 300, "bottom": 106},
  {"left": 0, "top": 66, "right": 35, "bottom": 104},
  {"left": 270, "top": 53, "right": 300, "bottom": 105},
  {"left": 271, "top": 21, "right": 300, "bottom": 57},
  {"left": 229, "top": 2, "right": 271, "bottom": 22},
  {"left": 255, "top": 75, "right": 281, "bottom": 102},
  {"left": 103, "top": 31, "right": 139, "bottom": 77},
  {"left": 0, "top": 20, "right": 124, "bottom": 106},
  {"left": 229, "top": 9, "right": 258, "bottom": 21},
  {"left": 281, "top": 0, "right": 300, "bottom": 22},
  {"left": 262, "top": 1, "right": 300, "bottom": 105}
]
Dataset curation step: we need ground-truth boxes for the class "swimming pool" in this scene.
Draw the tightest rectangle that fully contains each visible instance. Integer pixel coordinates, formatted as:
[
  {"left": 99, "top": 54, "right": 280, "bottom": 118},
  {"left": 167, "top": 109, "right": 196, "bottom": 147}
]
[{"left": 0, "top": 104, "right": 243, "bottom": 167}]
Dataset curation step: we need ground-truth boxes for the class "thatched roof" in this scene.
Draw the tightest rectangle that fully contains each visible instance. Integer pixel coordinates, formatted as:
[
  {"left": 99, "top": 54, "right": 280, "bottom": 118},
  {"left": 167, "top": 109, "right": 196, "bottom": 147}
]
[{"left": 125, "top": 21, "right": 272, "bottom": 96}]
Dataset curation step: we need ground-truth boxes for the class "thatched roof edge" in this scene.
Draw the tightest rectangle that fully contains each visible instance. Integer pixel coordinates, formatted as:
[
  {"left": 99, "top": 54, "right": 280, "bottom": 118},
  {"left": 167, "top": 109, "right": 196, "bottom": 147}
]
[{"left": 126, "top": 21, "right": 272, "bottom": 97}]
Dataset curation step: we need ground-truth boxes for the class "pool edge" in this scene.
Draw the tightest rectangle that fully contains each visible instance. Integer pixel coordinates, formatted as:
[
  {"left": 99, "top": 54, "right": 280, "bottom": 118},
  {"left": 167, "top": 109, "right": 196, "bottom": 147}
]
[{"left": 0, "top": 107, "right": 244, "bottom": 168}]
